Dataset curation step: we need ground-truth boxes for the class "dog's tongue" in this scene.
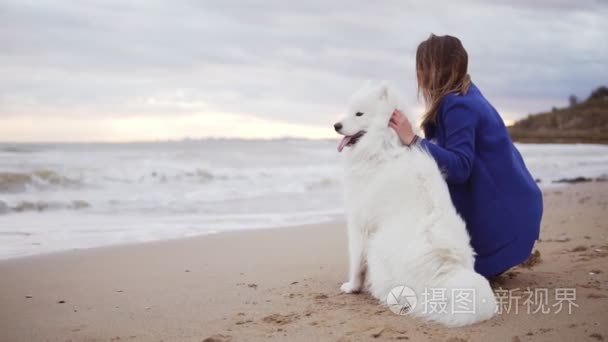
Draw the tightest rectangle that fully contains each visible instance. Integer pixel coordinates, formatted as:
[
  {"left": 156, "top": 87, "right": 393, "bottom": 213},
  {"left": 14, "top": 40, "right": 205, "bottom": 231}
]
[{"left": 337, "top": 135, "right": 352, "bottom": 152}]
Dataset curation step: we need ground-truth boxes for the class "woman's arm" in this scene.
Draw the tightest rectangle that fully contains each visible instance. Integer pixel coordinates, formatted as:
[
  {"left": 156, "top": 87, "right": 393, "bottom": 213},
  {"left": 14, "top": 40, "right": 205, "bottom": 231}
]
[{"left": 418, "top": 100, "right": 477, "bottom": 184}]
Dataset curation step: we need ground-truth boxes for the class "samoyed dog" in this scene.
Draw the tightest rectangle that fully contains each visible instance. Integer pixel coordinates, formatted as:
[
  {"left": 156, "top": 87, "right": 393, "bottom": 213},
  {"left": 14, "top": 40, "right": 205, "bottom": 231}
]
[{"left": 334, "top": 82, "right": 496, "bottom": 327}]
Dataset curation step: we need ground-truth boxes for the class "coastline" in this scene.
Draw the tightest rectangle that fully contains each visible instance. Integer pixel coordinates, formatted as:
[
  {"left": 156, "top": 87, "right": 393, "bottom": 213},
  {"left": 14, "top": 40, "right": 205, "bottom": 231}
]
[
  {"left": 510, "top": 137, "right": 608, "bottom": 145},
  {"left": 1, "top": 182, "right": 607, "bottom": 341}
]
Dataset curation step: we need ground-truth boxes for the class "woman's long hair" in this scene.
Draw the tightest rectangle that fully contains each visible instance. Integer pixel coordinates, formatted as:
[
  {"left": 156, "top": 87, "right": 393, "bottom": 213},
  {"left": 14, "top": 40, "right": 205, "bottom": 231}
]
[{"left": 416, "top": 34, "right": 471, "bottom": 129}]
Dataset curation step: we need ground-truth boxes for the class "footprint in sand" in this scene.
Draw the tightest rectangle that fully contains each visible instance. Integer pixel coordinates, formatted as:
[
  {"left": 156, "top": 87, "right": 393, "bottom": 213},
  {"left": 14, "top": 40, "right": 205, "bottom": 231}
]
[
  {"left": 235, "top": 282, "right": 258, "bottom": 289},
  {"left": 313, "top": 293, "right": 328, "bottom": 300},
  {"left": 341, "top": 326, "right": 410, "bottom": 340},
  {"left": 445, "top": 338, "right": 468, "bottom": 342},
  {"left": 202, "top": 334, "right": 232, "bottom": 342},
  {"left": 520, "top": 250, "right": 542, "bottom": 268},
  {"left": 544, "top": 237, "right": 571, "bottom": 243},
  {"left": 589, "top": 333, "right": 604, "bottom": 341},
  {"left": 262, "top": 313, "right": 300, "bottom": 326},
  {"left": 234, "top": 319, "right": 253, "bottom": 325},
  {"left": 570, "top": 245, "right": 588, "bottom": 252}
]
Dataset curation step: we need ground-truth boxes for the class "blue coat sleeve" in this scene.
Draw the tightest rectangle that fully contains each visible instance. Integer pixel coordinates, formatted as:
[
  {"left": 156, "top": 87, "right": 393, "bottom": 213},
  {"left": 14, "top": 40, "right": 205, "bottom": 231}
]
[{"left": 419, "top": 98, "right": 477, "bottom": 184}]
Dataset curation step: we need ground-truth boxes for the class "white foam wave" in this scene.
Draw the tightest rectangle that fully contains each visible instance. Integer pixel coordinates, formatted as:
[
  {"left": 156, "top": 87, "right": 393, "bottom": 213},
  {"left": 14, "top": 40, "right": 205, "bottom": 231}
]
[{"left": 0, "top": 140, "right": 606, "bottom": 259}]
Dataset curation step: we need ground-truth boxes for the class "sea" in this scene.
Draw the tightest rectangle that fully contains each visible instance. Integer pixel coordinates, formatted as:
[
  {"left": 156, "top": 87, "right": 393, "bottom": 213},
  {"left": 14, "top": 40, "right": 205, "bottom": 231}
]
[{"left": 1, "top": 140, "right": 607, "bottom": 259}]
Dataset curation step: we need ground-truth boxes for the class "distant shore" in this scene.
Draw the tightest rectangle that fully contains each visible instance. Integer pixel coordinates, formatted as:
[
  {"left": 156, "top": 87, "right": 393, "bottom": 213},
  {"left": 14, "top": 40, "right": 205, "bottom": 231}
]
[
  {"left": 1, "top": 182, "right": 607, "bottom": 341},
  {"left": 509, "top": 134, "right": 608, "bottom": 145},
  {"left": 507, "top": 86, "right": 608, "bottom": 145},
  {"left": 508, "top": 128, "right": 608, "bottom": 144}
]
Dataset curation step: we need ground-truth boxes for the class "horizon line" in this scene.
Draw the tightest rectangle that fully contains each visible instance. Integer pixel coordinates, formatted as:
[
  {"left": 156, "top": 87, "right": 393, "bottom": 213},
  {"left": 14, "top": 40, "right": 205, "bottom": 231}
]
[{"left": 0, "top": 136, "right": 339, "bottom": 144}]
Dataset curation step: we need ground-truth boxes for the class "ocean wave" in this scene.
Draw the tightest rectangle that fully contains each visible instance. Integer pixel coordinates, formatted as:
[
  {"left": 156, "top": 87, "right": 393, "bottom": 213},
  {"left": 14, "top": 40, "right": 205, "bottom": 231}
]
[
  {"left": 180, "top": 168, "right": 221, "bottom": 182},
  {"left": 0, "top": 199, "right": 91, "bottom": 214},
  {"left": 139, "top": 169, "right": 219, "bottom": 184},
  {"left": 137, "top": 168, "right": 232, "bottom": 184},
  {"left": 0, "top": 145, "right": 41, "bottom": 153},
  {"left": 99, "top": 167, "right": 329, "bottom": 187},
  {"left": 306, "top": 178, "right": 340, "bottom": 191},
  {"left": 0, "top": 170, "right": 80, "bottom": 193}
]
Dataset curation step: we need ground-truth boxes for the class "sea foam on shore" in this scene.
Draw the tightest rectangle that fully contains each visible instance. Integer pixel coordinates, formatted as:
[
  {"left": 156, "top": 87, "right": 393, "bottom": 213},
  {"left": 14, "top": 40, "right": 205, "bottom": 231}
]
[{"left": 0, "top": 140, "right": 607, "bottom": 259}]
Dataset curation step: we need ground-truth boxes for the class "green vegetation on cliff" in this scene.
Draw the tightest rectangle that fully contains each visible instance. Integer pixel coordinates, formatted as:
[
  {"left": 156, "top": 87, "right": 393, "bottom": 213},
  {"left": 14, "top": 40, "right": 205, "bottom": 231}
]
[{"left": 508, "top": 86, "right": 608, "bottom": 144}]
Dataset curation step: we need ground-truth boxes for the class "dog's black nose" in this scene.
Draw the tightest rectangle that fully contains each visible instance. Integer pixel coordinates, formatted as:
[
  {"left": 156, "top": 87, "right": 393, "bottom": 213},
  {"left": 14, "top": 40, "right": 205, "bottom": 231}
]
[{"left": 334, "top": 122, "right": 342, "bottom": 132}]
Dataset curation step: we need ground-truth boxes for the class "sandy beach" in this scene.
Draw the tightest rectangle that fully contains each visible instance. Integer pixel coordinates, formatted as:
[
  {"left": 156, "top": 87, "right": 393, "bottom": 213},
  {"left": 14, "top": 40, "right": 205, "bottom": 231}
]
[{"left": 1, "top": 182, "right": 607, "bottom": 342}]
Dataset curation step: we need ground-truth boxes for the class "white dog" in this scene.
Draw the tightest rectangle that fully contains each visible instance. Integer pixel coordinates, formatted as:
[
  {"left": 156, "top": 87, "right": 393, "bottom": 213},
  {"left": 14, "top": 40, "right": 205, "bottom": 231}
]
[{"left": 334, "top": 82, "right": 496, "bottom": 327}]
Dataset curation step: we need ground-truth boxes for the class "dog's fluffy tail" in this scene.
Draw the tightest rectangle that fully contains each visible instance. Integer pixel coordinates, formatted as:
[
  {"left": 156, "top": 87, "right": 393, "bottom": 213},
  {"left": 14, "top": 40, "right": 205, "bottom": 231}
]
[{"left": 414, "top": 268, "right": 496, "bottom": 327}]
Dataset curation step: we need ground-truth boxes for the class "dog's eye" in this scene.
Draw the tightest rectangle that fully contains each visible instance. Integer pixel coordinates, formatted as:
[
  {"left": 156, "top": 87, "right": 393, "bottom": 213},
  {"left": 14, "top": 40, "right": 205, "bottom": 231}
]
[{"left": 355, "top": 112, "right": 364, "bottom": 117}]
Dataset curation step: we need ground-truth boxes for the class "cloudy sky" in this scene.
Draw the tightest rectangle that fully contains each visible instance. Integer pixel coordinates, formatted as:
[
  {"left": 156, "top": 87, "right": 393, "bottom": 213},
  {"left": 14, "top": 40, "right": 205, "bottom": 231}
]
[{"left": 1, "top": 0, "right": 606, "bottom": 142}]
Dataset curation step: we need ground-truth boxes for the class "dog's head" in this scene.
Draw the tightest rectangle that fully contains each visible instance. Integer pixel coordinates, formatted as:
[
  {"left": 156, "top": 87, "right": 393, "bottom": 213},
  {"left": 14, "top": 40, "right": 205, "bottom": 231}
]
[{"left": 334, "top": 82, "right": 401, "bottom": 152}]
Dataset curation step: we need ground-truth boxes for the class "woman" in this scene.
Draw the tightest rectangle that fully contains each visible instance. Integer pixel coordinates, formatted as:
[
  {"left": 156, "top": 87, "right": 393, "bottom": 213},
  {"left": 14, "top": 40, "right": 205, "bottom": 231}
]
[{"left": 390, "top": 34, "right": 543, "bottom": 278}]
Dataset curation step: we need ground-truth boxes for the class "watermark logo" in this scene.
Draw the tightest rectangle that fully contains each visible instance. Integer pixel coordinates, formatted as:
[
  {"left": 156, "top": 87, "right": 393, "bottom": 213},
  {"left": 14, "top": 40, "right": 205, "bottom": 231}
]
[
  {"left": 420, "top": 288, "right": 477, "bottom": 314},
  {"left": 385, "top": 286, "right": 578, "bottom": 315},
  {"left": 386, "top": 286, "right": 417, "bottom": 315},
  {"left": 495, "top": 287, "right": 578, "bottom": 315}
]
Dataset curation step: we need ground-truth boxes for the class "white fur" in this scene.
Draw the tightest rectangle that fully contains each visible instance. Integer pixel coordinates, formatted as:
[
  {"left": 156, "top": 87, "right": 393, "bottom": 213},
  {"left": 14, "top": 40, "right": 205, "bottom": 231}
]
[{"left": 336, "top": 82, "right": 496, "bottom": 327}]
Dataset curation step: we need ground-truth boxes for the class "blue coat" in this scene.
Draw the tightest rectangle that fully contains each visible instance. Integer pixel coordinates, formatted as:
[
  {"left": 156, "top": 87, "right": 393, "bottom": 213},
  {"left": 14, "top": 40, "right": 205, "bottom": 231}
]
[{"left": 419, "top": 83, "right": 543, "bottom": 277}]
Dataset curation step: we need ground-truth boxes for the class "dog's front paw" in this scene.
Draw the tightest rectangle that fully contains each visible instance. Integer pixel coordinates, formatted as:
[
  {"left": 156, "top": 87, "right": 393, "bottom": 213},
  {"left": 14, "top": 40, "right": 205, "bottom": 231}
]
[{"left": 340, "top": 281, "right": 361, "bottom": 294}]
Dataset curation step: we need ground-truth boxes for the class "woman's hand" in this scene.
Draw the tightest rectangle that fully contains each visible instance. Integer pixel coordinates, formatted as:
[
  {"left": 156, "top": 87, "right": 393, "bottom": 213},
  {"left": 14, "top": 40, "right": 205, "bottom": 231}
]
[{"left": 389, "top": 109, "right": 416, "bottom": 146}]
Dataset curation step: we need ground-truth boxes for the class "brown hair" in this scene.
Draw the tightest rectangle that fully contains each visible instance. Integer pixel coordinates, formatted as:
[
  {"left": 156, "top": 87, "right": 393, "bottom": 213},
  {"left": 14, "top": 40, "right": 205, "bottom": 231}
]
[{"left": 416, "top": 34, "right": 471, "bottom": 129}]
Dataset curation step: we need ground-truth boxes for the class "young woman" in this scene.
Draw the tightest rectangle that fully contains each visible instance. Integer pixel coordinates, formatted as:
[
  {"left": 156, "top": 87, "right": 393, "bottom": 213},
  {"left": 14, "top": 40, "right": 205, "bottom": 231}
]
[{"left": 390, "top": 34, "right": 543, "bottom": 278}]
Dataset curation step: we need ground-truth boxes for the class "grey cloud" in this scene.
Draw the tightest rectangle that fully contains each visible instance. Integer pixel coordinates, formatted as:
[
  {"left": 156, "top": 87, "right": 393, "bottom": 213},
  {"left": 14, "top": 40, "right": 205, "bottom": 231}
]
[{"left": 1, "top": 0, "right": 607, "bottom": 127}]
